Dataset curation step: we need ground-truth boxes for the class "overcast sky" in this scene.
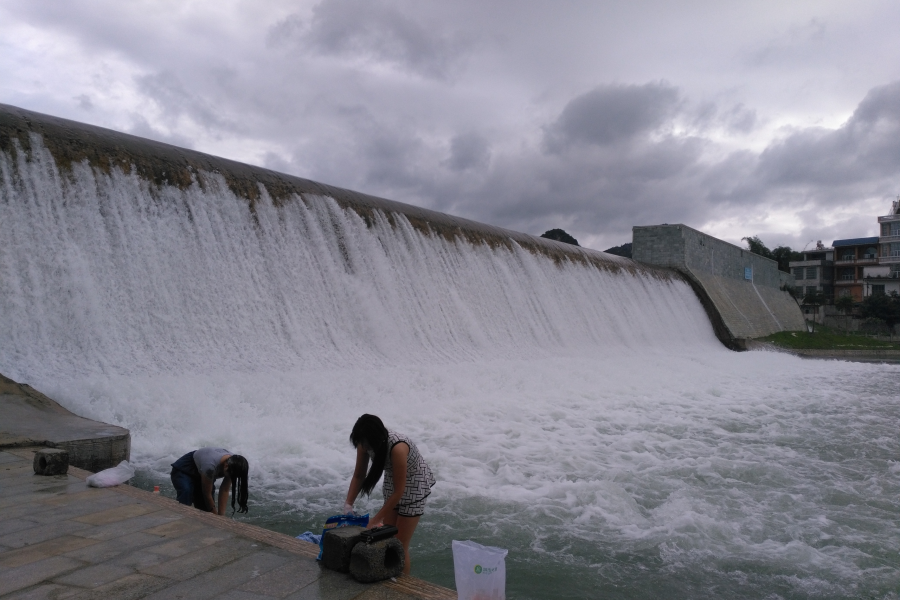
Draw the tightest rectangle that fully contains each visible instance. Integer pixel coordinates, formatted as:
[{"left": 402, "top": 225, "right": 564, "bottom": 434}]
[{"left": 3, "top": 1, "right": 900, "bottom": 251}]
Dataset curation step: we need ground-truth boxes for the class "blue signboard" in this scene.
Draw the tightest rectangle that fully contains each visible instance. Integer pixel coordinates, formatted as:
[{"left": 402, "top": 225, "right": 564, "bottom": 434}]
[{"left": 744, "top": 267, "right": 752, "bottom": 280}]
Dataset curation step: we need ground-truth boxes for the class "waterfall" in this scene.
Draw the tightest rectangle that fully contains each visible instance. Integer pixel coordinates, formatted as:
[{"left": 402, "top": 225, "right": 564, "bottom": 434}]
[{"left": 0, "top": 137, "right": 717, "bottom": 383}]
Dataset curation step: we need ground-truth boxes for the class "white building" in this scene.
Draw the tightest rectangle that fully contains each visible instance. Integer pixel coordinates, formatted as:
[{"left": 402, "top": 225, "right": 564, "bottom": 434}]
[{"left": 867, "top": 200, "right": 900, "bottom": 296}]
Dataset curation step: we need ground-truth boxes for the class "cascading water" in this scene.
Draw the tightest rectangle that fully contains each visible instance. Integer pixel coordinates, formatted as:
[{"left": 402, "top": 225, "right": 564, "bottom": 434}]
[
  {"left": 0, "top": 139, "right": 710, "bottom": 379},
  {"left": 2, "top": 137, "right": 899, "bottom": 599}
]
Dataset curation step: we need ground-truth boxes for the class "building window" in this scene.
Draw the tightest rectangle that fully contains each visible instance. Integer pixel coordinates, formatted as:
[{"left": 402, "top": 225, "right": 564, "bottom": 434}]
[
  {"left": 793, "top": 267, "right": 804, "bottom": 279},
  {"left": 805, "top": 266, "right": 817, "bottom": 279},
  {"left": 884, "top": 223, "right": 892, "bottom": 236},
  {"left": 892, "top": 223, "right": 900, "bottom": 236},
  {"left": 794, "top": 286, "right": 803, "bottom": 297},
  {"left": 840, "top": 268, "right": 854, "bottom": 280},
  {"left": 805, "top": 286, "right": 818, "bottom": 296},
  {"left": 892, "top": 242, "right": 900, "bottom": 257},
  {"left": 872, "top": 284, "right": 886, "bottom": 296},
  {"left": 863, "top": 247, "right": 877, "bottom": 259}
]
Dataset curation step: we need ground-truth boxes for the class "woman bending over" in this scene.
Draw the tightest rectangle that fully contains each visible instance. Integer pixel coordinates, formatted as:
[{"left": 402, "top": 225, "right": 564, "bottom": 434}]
[
  {"left": 170, "top": 447, "right": 249, "bottom": 516},
  {"left": 344, "top": 414, "right": 436, "bottom": 576}
]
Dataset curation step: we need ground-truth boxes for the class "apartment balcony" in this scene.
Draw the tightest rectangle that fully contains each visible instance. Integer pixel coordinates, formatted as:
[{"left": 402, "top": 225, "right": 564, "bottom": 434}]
[
  {"left": 792, "top": 280, "right": 825, "bottom": 287},
  {"left": 836, "top": 256, "right": 878, "bottom": 265},
  {"left": 880, "top": 234, "right": 900, "bottom": 243},
  {"left": 789, "top": 259, "right": 832, "bottom": 267},
  {"left": 879, "top": 254, "right": 900, "bottom": 264},
  {"left": 834, "top": 278, "right": 861, "bottom": 285},
  {"left": 878, "top": 214, "right": 900, "bottom": 223}
]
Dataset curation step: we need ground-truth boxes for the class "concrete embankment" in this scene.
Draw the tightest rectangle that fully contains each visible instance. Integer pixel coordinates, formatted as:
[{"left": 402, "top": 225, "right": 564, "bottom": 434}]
[
  {"left": 0, "top": 373, "right": 130, "bottom": 471},
  {"left": 633, "top": 224, "right": 806, "bottom": 348},
  {"left": 0, "top": 447, "right": 454, "bottom": 599}
]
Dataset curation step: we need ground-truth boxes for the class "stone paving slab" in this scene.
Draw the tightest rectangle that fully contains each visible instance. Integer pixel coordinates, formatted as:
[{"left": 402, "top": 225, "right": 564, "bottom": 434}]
[
  {"left": 141, "top": 550, "right": 291, "bottom": 600},
  {"left": 0, "top": 535, "right": 99, "bottom": 569},
  {"left": 0, "top": 448, "right": 455, "bottom": 600},
  {"left": 64, "top": 532, "right": 168, "bottom": 565}
]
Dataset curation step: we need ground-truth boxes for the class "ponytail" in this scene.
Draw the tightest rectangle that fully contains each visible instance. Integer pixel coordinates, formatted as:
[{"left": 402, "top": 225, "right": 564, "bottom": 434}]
[{"left": 226, "top": 454, "right": 249, "bottom": 515}]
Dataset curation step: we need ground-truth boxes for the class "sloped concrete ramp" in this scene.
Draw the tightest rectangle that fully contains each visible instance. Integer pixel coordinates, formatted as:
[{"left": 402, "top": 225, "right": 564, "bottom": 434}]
[
  {"left": 691, "top": 272, "right": 807, "bottom": 339},
  {"left": 0, "top": 373, "right": 130, "bottom": 471}
]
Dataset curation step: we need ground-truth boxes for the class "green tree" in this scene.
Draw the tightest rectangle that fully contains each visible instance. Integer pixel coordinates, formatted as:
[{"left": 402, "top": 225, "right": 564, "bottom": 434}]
[
  {"left": 771, "top": 245, "right": 802, "bottom": 273},
  {"left": 742, "top": 236, "right": 774, "bottom": 260},
  {"left": 541, "top": 229, "right": 579, "bottom": 246},
  {"left": 802, "top": 290, "right": 826, "bottom": 332},
  {"left": 782, "top": 283, "right": 800, "bottom": 301},
  {"left": 743, "top": 236, "right": 800, "bottom": 273},
  {"left": 859, "top": 291, "right": 900, "bottom": 339},
  {"left": 835, "top": 295, "right": 854, "bottom": 316}
]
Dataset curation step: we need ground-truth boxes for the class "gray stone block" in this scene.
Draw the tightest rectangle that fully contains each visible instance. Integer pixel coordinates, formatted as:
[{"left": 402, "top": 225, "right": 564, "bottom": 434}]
[
  {"left": 349, "top": 537, "right": 404, "bottom": 583},
  {"left": 321, "top": 526, "right": 365, "bottom": 573},
  {"left": 33, "top": 448, "right": 69, "bottom": 476}
]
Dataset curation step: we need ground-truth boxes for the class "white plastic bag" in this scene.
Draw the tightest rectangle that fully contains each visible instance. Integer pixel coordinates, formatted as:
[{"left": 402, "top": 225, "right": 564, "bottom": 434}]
[
  {"left": 86, "top": 460, "right": 135, "bottom": 488},
  {"left": 452, "top": 540, "right": 508, "bottom": 600}
]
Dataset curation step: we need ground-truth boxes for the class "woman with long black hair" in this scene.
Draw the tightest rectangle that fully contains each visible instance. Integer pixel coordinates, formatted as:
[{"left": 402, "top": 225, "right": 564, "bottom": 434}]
[
  {"left": 170, "top": 448, "right": 249, "bottom": 516},
  {"left": 344, "top": 414, "right": 435, "bottom": 576}
]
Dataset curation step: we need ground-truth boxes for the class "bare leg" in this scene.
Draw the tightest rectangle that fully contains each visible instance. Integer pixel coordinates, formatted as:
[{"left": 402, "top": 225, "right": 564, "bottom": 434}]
[{"left": 383, "top": 511, "right": 421, "bottom": 576}]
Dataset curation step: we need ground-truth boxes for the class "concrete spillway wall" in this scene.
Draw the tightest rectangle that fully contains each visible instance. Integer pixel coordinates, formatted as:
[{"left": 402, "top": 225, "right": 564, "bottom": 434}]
[
  {"left": 633, "top": 224, "right": 806, "bottom": 344},
  {"left": 0, "top": 103, "right": 647, "bottom": 277},
  {"left": 0, "top": 103, "right": 726, "bottom": 363}
]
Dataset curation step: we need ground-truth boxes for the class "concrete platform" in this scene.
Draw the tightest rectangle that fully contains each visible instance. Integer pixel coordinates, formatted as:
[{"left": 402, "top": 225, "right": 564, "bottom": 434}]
[
  {"left": 0, "top": 447, "right": 455, "bottom": 599},
  {"left": 0, "top": 374, "right": 130, "bottom": 472}
]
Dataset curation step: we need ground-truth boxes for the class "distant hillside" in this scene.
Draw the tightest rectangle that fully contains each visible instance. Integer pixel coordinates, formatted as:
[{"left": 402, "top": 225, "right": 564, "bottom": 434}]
[{"left": 604, "top": 242, "right": 632, "bottom": 258}]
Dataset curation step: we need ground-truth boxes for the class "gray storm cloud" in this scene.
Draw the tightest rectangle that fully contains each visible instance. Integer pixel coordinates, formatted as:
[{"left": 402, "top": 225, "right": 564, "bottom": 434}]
[
  {"left": 269, "top": 0, "right": 474, "bottom": 80},
  {"left": 758, "top": 81, "right": 900, "bottom": 188},
  {"left": 544, "top": 82, "right": 681, "bottom": 150},
  {"left": 2, "top": 0, "right": 900, "bottom": 250},
  {"left": 446, "top": 133, "right": 491, "bottom": 172}
]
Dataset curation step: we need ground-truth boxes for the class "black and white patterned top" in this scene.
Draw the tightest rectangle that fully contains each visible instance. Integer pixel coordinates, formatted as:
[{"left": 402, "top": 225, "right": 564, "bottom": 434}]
[{"left": 382, "top": 431, "right": 436, "bottom": 506}]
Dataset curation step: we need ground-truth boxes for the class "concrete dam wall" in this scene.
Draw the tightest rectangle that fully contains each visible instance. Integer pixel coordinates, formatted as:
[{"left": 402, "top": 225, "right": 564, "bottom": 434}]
[
  {"left": 633, "top": 224, "right": 805, "bottom": 343},
  {"left": 0, "top": 103, "right": 725, "bottom": 379}
]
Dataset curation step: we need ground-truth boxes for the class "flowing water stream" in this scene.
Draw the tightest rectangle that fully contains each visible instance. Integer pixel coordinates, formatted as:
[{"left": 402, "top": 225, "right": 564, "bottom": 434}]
[{"left": 2, "top": 141, "right": 898, "bottom": 599}]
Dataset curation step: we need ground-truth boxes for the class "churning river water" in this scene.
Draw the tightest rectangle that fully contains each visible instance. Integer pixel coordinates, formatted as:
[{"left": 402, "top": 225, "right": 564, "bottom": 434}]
[{"left": 2, "top": 140, "right": 899, "bottom": 599}]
